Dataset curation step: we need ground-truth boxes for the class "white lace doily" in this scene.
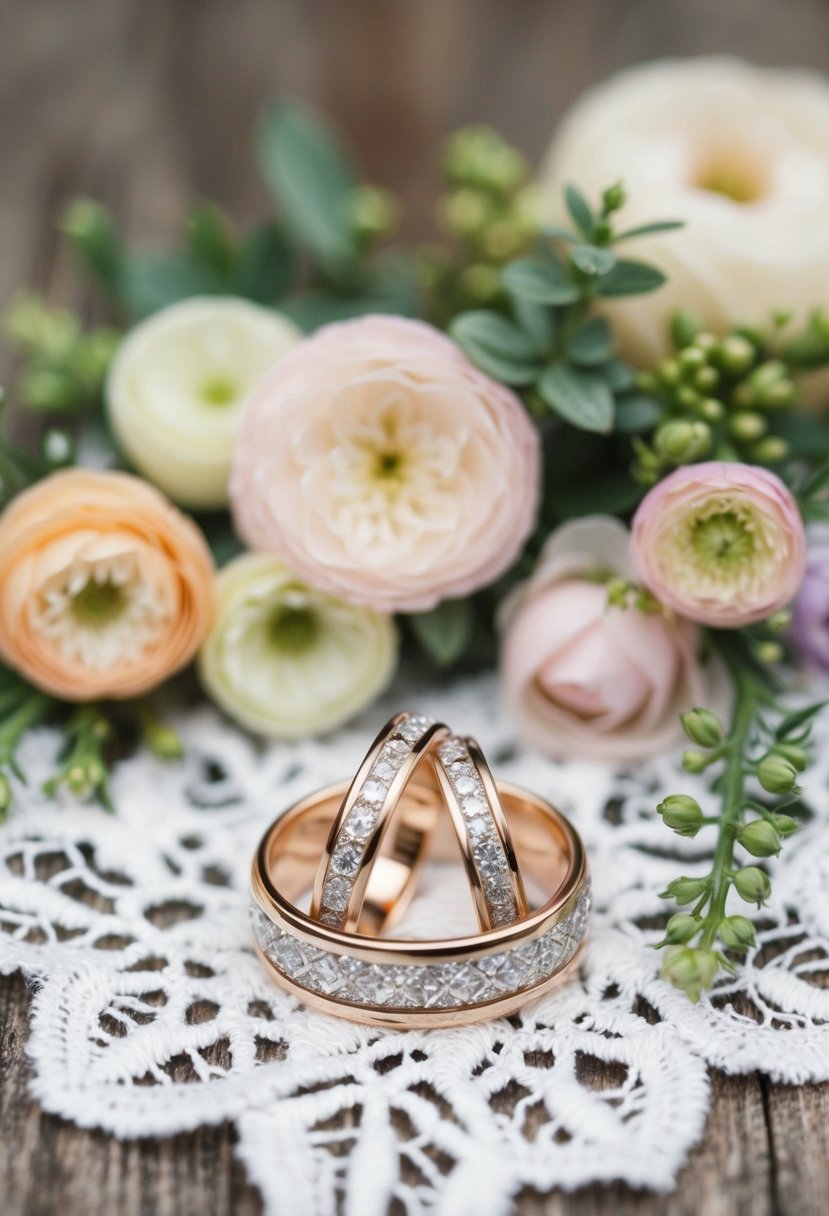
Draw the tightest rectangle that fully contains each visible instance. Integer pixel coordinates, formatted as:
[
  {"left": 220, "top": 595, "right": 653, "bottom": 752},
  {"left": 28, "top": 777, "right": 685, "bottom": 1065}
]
[{"left": 1, "top": 673, "right": 827, "bottom": 1215}]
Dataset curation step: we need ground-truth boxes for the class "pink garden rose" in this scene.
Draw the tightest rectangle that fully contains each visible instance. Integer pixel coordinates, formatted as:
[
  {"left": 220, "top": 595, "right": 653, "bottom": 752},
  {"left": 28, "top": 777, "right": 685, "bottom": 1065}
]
[
  {"left": 230, "top": 316, "right": 540, "bottom": 613},
  {"left": 501, "top": 517, "right": 722, "bottom": 763},
  {"left": 631, "top": 462, "right": 806, "bottom": 628}
]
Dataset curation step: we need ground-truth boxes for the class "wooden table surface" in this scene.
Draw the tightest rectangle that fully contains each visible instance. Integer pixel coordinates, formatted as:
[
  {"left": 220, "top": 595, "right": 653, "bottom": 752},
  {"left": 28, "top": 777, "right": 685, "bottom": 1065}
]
[{"left": 1, "top": 2, "right": 828, "bottom": 1212}]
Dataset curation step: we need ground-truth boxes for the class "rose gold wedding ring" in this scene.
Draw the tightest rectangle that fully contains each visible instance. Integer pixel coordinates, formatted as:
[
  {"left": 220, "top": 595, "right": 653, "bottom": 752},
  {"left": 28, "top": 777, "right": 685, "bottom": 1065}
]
[{"left": 251, "top": 712, "right": 590, "bottom": 1027}]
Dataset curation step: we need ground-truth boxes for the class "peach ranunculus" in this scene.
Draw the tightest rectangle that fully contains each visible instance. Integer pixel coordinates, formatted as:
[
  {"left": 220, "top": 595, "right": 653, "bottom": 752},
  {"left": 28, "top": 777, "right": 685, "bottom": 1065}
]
[
  {"left": 501, "top": 517, "right": 719, "bottom": 763},
  {"left": 541, "top": 58, "right": 829, "bottom": 367},
  {"left": 631, "top": 462, "right": 806, "bottom": 629},
  {"left": 0, "top": 469, "right": 214, "bottom": 699},
  {"left": 229, "top": 315, "right": 540, "bottom": 613}
]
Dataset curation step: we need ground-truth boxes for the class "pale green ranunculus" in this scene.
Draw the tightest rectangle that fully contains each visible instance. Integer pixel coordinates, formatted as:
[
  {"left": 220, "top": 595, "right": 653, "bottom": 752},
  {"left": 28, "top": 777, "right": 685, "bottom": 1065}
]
[
  {"left": 199, "top": 554, "right": 398, "bottom": 738},
  {"left": 106, "top": 297, "right": 301, "bottom": 510}
]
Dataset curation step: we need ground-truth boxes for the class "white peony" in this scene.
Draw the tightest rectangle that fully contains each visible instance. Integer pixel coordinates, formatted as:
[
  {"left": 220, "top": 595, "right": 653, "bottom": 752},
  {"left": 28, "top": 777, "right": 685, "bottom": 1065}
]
[
  {"left": 198, "top": 553, "right": 398, "bottom": 739},
  {"left": 107, "top": 297, "right": 301, "bottom": 509},
  {"left": 541, "top": 58, "right": 829, "bottom": 369}
]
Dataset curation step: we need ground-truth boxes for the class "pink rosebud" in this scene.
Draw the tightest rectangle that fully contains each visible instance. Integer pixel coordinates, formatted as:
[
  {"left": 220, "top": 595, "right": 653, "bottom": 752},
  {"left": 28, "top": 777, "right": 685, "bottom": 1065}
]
[
  {"left": 230, "top": 316, "right": 540, "bottom": 613},
  {"left": 631, "top": 462, "right": 806, "bottom": 628},
  {"left": 501, "top": 517, "right": 725, "bottom": 763}
]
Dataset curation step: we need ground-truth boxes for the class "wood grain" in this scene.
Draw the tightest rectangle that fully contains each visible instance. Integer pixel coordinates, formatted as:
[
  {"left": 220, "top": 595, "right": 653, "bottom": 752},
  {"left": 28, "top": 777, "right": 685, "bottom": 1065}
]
[{"left": 1, "top": 1, "right": 829, "bottom": 1211}]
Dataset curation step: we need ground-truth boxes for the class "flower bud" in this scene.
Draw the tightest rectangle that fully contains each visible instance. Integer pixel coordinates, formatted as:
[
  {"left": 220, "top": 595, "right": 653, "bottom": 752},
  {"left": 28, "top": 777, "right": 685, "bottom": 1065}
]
[
  {"left": 658, "top": 794, "right": 704, "bottom": 837},
  {"left": 698, "top": 397, "right": 725, "bottom": 423},
  {"left": 458, "top": 263, "right": 501, "bottom": 303},
  {"left": 657, "top": 359, "right": 680, "bottom": 387},
  {"left": 602, "top": 181, "right": 626, "bottom": 213},
  {"left": 660, "top": 945, "right": 720, "bottom": 1001},
  {"left": 664, "top": 913, "right": 699, "bottom": 944},
  {"left": 771, "top": 813, "right": 799, "bottom": 837},
  {"left": 694, "top": 366, "right": 720, "bottom": 393},
  {"left": 766, "top": 608, "right": 792, "bottom": 633},
  {"left": 439, "top": 189, "right": 492, "bottom": 238},
  {"left": 747, "top": 360, "right": 791, "bottom": 408},
  {"left": 772, "top": 742, "right": 807, "bottom": 771},
  {"left": 712, "top": 334, "right": 755, "bottom": 375},
  {"left": 660, "top": 876, "right": 709, "bottom": 905},
  {"left": 671, "top": 310, "right": 701, "bottom": 350},
  {"left": 678, "top": 346, "right": 706, "bottom": 374},
  {"left": 748, "top": 436, "right": 789, "bottom": 464},
  {"left": 733, "top": 865, "right": 772, "bottom": 905},
  {"left": 757, "top": 753, "right": 799, "bottom": 793},
  {"left": 728, "top": 411, "right": 767, "bottom": 442},
  {"left": 143, "top": 719, "right": 184, "bottom": 761},
  {"left": 0, "top": 772, "right": 11, "bottom": 820},
  {"left": 349, "top": 185, "right": 398, "bottom": 241},
  {"left": 680, "top": 707, "right": 724, "bottom": 748},
  {"left": 719, "top": 914, "right": 756, "bottom": 952},
  {"left": 755, "top": 640, "right": 785, "bottom": 665},
  {"left": 653, "top": 420, "right": 711, "bottom": 465},
  {"left": 682, "top": 749, "right": 710, "bottom": 774},
  {"left": 676, "top": 385, "right": 700, "bottom": 411},
  {"left": 738, "top": 818, "right": 781, "bottom": 857}
]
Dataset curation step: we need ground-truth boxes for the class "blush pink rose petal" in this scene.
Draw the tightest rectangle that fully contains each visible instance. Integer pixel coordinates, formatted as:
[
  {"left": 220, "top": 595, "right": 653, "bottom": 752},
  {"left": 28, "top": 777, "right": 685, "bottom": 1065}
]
[
  {"left": 230, "top": 316, "right": 540, "bottom": 613},
  {"left": 631, "top": 462, "right": 807, "bottom": 628},
  {"left": 501, "top": 516, "right": 725, "bottom": 763}
]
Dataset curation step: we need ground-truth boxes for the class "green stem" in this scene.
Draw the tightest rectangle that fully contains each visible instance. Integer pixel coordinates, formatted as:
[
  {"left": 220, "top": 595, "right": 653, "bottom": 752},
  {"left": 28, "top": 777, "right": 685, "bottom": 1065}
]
[
  {"left": 0, "top": 691, "right": 52, "bottom": 763},
  {"left": 699, "top": 654, "right": 756, "bottom": 950}
]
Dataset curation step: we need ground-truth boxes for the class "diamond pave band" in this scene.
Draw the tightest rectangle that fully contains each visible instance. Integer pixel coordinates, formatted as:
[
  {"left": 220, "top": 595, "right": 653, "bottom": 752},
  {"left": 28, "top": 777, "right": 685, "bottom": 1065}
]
[
  {"left": 252, "top": 718, "right": 590, "bottom": 1028},
  {"left": 251, "top": 885, "right": 590, "bottom": 1016}
]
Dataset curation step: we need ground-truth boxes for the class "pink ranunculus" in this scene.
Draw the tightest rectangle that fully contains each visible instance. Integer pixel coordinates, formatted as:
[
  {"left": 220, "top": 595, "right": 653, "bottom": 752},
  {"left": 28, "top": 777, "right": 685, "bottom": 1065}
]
[
  {"left": 501, "top": 517, "right": 723, "bottom": 763},
  {"left": 631, "top": 462, "right": 806, "bottom": 629},
  {"left": 229, "top": 316, "right": 540, "bottom": 613}
]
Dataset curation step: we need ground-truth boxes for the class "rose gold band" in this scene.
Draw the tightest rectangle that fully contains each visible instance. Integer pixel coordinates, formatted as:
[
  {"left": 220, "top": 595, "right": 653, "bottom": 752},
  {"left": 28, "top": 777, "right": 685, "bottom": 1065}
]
[{"left": 251, "top": 776, "right": 590, "bottom": 1028}]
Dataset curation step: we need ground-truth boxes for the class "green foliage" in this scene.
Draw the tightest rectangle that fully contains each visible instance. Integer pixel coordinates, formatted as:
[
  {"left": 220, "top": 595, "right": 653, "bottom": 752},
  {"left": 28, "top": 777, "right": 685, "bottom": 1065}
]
[
  {"left": 656, "top": 638, "right": 811, "bottom": 1000},
  {"left": 5, "top": 295, "right": 118, "bottom": 415},
  {"left": 450, "top": 181, "right": 676, "bottom": 439},
  {"left": 407, "top": 599, "right": 476, "bottom": 667}
]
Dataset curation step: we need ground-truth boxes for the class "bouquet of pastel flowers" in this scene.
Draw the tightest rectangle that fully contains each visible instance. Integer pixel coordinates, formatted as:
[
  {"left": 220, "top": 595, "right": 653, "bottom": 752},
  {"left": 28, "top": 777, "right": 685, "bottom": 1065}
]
[{"left": 4, "top": 57, "right": 829, "bottom": 1003}]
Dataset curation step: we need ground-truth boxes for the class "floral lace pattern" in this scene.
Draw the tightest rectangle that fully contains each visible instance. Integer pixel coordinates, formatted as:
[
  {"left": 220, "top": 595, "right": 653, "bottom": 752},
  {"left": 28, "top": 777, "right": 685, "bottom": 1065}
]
[{"left": 0, "top": 674, "right": 827, "bottom": 1214}]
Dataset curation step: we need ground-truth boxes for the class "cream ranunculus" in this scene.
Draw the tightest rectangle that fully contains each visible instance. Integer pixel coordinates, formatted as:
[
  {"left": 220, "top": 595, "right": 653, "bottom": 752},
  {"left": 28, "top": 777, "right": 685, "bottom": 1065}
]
[
  {"left": 107, "top": 297, "right": 301, "bottom": 509},
  {"left": 199, "top": 553, "right": 398, "bottom": 738},
  {"left": 541, "top": 58, "right": 829, "bottom": 366}
]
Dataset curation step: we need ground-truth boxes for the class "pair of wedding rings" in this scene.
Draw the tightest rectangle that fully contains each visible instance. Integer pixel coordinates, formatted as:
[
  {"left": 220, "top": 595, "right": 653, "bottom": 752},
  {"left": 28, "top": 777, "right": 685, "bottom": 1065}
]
[{"left": 251, "top": 712, "right": 590, "bottom": 1027}]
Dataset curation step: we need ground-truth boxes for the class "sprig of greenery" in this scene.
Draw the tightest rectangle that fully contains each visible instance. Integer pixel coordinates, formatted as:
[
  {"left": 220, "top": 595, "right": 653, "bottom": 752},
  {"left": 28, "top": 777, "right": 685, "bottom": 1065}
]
[
  {"left": 449, "top": 182, "right": 680, "bottom": 435},
  {"left": 61, "top": 101, "right": 411, "bottom": 331},
  {"left": 0, "top": 669, "right": 53, "bottom": 821},
  {"left": 0, "top": 387, "right": 77, "bottom": 510},
  {"left": 629, "top": 312, "right": 829, "bottom": 483},
  {"left": 656, "top": 635, "right": 810, "bottom": 1001}
]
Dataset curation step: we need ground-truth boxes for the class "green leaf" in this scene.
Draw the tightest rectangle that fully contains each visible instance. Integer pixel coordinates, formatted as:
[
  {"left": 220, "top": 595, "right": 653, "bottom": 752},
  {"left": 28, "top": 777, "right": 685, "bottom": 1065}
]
[
  {"left": 538, "top": 364, "right": 614, "bottom": 433},
  {"left": 449, "top": 311, "right": 544, "bottom": 385},
  {"left": 564, "top": 185, "right": 595, "bottom": 240},
  {"left": 614, "top": 220, "right": 684, "bottom": 242},
  {"left": 614, "top": 392, "right": 663, "bottom": 433},
  {"left": 61, "top": 199, "right": 123, "bottom": 291},
  {"left": 596, "top": 259, "right": 666, "bottom": 297},
  {"left": 570, "top": 244, "right": 616, "bottom": 276},
  {"left": 541, "top": 223, "right": 578, "bottom": 243},
  {"left": 234, "top": 224, "right": 296, "bottom": 303},
  {"left": 258, "top": 101, "right": 360, "bottom": 277},
  {"left": 186, "top": 203, "right": 237, "bottom": 278},
  {"left": 512, "top": 295, "right": 556, "bottom": 351},
  {"left": 551, "top": 470, "right": 643, "bottom": 518},
  {"left": 600, "top": 359, "right": 636, "bottom": 392},
  {"left": 120, "top": 254, "right": 222, "bottom": 318},
  {"left": 501, "top": 255, "right": 578, "bottom": 305},
  {"left": 408, "top": 599, "right": 474, "bottom": 667},
  {"left": 800, "top": 459, "right": 829, "bottom": 500},
  {"left": 565, "top": 316, "right": 613, "bottom": 366},
  {"left": 776, "top": 701, "right": 828, "bottom": 740},
  {"left": 773, "top": 411, "right": 829, "bottom": 459}
]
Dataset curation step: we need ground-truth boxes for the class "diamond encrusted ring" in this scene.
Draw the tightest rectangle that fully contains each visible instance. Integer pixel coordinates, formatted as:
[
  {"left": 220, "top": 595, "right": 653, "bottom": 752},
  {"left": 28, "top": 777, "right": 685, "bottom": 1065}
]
[{"left": 250, "top": 712, "right": 590, "bottom": 1027}]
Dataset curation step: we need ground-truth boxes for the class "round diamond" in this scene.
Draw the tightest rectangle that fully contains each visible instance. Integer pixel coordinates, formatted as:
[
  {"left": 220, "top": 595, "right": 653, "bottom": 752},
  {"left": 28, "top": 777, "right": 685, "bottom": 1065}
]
[
  {"left": 454, "top": 773, "right": 480, "bottom": 797},
  {"left": 466, "top": 815, "right": 490, "bottom": 841},
  {"left": 361, "top": 779, "right": 388, "bottom": 806},
  {"left": 346, "top": 801, "right": 377, "bottom": 839},
  {"left": 322, "top": 876, "right": 352, "bottom": 911},
  {"left": 331, "top": 841, "right": 363, "bottom": 875},
  {"left": 439, "top": 740, "right": 467, "bottom": 764},
  {"left": 462, "top": 795, "right": 488, "bottom": 818}
]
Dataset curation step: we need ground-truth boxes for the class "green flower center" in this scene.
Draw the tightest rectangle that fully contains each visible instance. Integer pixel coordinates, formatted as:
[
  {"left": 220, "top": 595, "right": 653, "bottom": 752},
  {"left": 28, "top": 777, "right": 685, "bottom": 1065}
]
[
  {"left": 374, "top": 449, "right": 404, "bottom": 481},
  {"left": 690, "top": 510, "right": 756, "bottom": 569},
  {"left": 200, "top": 375, "right": 238, "bottom": 407},
  {"left": 268, "top": 604, "right": 318, "bottom": 654},
  {"left": 70, "top": 580, "right": 127, "bottom": 627}
]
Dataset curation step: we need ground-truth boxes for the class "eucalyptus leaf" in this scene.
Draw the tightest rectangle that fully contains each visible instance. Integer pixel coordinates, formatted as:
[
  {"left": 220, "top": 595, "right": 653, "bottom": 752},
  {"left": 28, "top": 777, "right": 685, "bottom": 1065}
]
[
  {"left": 614, "top": 220, "right": 684, "bottom": 242},
  {"left": 512, "top": 295, "right": 556, "bottom": 351},
  {"left": 538, "top": 364, "right": 614, "bottom": 433},
  {"left": 450, "top": 311, "right": 544, "bottom": 384},
  {"left": 187, "top": 203, "right": 237, "bottom": 278},
  {"left": 258, "top": 101, "right": 360, "bottom": 277},
  {"left": 564, "top": 185, "right": 595, "bottom": 240},
  {"left": 501, "top": 256, "right": 578, "bottom": 305},
  {"left": 614, "top": 393, "right": 664, "bottom": 434},
  {"left": 408, "top": 599, "right": 474, "bottom": 667},
  {"left": 565, "top": 316, "right": 613, "bottom": 366},
  {"left": 600, "top": 359, "right": 636, "bottom": 393},
  {"left": 596, "top": 259, "right": 666, "bottom": 297},
  {"left": 234, "top": 224, "right": 296, "bottom": 303},
  {"left": 121, "top": 254, "right": 223, "bottom": 318},
  {"left": 570, "top": 244, "right": 616, "bottom": 276},
  {"left": 541, "top": 223, "right": 578, "bottom": 243}
]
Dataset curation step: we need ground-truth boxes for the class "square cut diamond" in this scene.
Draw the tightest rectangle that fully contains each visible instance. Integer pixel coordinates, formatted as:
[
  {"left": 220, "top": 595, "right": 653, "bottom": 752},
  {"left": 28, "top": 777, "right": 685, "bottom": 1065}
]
[{"left": 322, "top": 876, "right": 352, "bottom": 911}]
